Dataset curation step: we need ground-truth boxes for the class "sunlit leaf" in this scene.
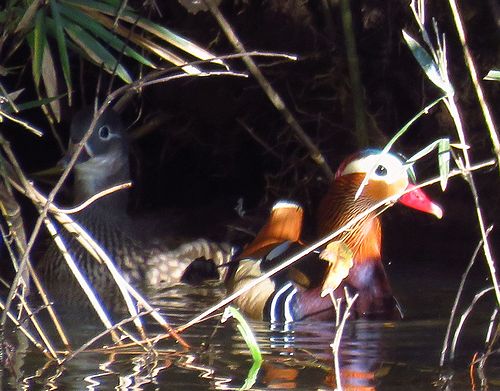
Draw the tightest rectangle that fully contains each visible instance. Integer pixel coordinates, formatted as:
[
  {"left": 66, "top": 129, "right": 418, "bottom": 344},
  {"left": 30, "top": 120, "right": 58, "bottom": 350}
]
[
  {"left": 83, "top": 11, "right": 198, "bottom": 73},
  {"left": 405, "top": 138, "right": 451, "bottom": 191},
  {"left": 49, "top": 0, "right": 72, "bottom": 104},
  {"left": 402, "top": 30, "right": 450, "bottom": 93},
  {"left": 484, "top": 69, "right": 500, "bottom": 81},
  {"left": 241, "top": 361, "right": 262, "bottom": 390},
  {"left": 62, "top": 0, "right": 223, "bottom": 66},
  {"left": 64, "top": 23, "right": 132, "bottom": 83},
  {"left": 41, "top": 43, "right": 62, "bottom": 121},
  {"left": 222, "top": 306, "right": 263, "bottom": 365},
  {"left": 406, "top": 139, "right": 443, "bottom": 164},
  {"left": 355, "top": 96, "right": 445, "bottom": 200},
  {"left": 58, "top": 3, "right": 156, "bottom": 68},
  {"left": 438, "top": 138, "right": 450, "bottom": 191},
  {"left": 320, "top": 241, "right": 353, "bottom": 296},
  {"left": 15, "top": 0, "right": 44, "bottom": 34},
  {"left": 32, "top": 9, "right": 47, "bottom": 87}
]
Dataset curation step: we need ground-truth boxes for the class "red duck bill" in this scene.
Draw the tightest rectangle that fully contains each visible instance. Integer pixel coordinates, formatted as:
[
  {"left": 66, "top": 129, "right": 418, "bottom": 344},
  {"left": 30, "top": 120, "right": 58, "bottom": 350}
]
[{"left": 398, "top": 184, "right": 443, "bottom": 219}]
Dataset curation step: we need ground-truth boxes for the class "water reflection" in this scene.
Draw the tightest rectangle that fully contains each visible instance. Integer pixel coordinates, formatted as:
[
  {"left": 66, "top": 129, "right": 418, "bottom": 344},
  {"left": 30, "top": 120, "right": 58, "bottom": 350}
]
[{"left": 0, "top": 282, "right": 498, "bottom": 390}]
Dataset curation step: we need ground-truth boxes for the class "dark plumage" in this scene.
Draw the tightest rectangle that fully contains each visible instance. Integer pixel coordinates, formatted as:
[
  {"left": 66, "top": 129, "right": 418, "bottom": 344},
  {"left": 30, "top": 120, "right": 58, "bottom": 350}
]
[{"left": 37, "top": 107, "right": 233, "bottom": 305}]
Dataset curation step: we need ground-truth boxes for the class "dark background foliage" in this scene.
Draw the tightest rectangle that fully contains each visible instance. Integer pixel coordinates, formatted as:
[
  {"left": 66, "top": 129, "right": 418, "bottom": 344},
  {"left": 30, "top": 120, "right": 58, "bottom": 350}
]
[{"left": 2, "top": 0, "right": 499, "bottom": 268}]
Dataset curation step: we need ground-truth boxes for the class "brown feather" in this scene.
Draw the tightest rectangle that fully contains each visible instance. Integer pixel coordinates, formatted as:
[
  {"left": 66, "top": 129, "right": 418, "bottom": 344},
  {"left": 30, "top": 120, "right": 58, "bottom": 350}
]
[{"left": 240, "top": 202, "right": 303, "bottom": 258}]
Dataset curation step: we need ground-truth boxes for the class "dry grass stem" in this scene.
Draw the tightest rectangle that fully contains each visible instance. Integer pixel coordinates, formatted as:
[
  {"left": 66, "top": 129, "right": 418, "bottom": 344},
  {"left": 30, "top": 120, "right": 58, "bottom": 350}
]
[
  {"left": 0, "top": 298, "right": 56, "bottom": 361},
  {"left": 204, "top": 1, "right": 334, "bottom": 180},
  {"left": 440, "top": 226, "right": 493, "bottom": 366},
  {"left": 0, "top": 108, "right": 44, "bottom": 137},
  {"left": 446, "top": 0, "right": 500, "bottom": 171},
  {"left": 62, "top": 310, "right": 154, "bottom": 363},
  {"left": 330, "top": 289, "right": 359, "bottom": 391},
  {"left": 450, "top": 287, "right": 494, "bottom": 361}
]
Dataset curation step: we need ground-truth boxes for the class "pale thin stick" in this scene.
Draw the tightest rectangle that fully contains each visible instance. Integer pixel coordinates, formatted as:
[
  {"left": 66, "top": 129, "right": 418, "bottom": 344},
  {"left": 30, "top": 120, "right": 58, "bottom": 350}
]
[
  {"left": 43, "top": 214, "right": 124, "bottom": 344},
  {"left": 0, "top": 298, "right": 55, "bottom": 360},
  {"left": 450, "top": 287, "right": 494, "bottom": 360},
  {"left": 447, "top": 0, "right": 500, "bottom": 172},
  {"left": 62, "top": 310, "right": 153, "bottom": 363},
  {"left": 0, "top": 109, "right": 44, "bottom": 137},
  {"left": 440, "top": 226, "right": 493, "bottom": 367},
  {"left": 331, "top": 290, "right": 359, "bottom": 391},
  {"left": 8, "top": 160, "right": 188, "bottom": 348},
  {"left": 204, "top": 1, "right": 333, "bottom": 180}
]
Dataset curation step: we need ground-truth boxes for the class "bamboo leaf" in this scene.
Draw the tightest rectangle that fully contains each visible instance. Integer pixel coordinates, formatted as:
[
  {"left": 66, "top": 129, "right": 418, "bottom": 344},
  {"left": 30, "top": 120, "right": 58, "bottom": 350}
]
[
  {"left": 222, "top": 306, "right": 263, "bottom": 365},
  {"left": 16, "top": 94, "right": 67, "bottom": 111},
  {"left": 406, "top": 139, "right": 443, "bottom": 164},
  {"left": 58, "top": 3, "right": 155, "bottom": 68},
  {"left": 355, "top": 96, "right": 445, "bottom": 200},
  {"left": 402, "top": 30, "right": 449, "bottom": 93},
  {"left": 15, "top": 0, "right": 44, "bottom": 34},
  {"left": 32, "top": 9, "right": 47, "bottom": 87},
  {"left": 484, "top": 69, "right": 500, "bottom": 81},
  {"left": 49, "top": 0, "right": 72, "bottom": 104},
  {"left": 438, "top": 138, "right": 450, "bottom": 191},
  {"left": 41, "top": 43, "right": 62, "bottom": 121},
  {"left": 405, "top": 138, "right": 450, "bottom": 191},
  {"left": 62, "top": 0, "right": 224, "bottom": 65},
  {"left": 64, "top": 23, "right": 132, "bottom": 83}
]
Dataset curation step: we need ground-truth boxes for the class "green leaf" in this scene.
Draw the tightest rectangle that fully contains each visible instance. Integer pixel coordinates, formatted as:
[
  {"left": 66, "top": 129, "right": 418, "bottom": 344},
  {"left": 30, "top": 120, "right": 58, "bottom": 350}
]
[
  {"left": 438, "top": 138, "right": 450, "bottom": 191},
  {"left": 49, "top": 0, "right": 72, "bottom": 104},
  {"left": 62, "top": 0, "right": 223, "bottom": 65},
  {"left": 15, "top": 0, "right": 44, "bottom": 35},
  {"left": 16, "top": 94, "right": 67, "bottom": 111},
  {"left": 405, "top": 138, "right": 450, "bottom": 191},
  {"left": 41, "top": 43, "right": 62, "bottom": 122},
  {"left": 402, "top": 30, "right": 450, "bottom": 94},
  {"left": 58, "top": 3, "right": 155, "bottom": 68},
  {"left": 64, "top": 22, "right": 132, "bottom": 83},
  {"left": 484, "top": 69, "right": 500, "bottom": 81},
  {"left": 354, "top": 96, "right": 446, "bottom": 200},
  {"left": 32, "top": 9, "right": 47, "bottom": 87},
  {"left": 223, "top": 306, "right": 263, "bottom": 365}
]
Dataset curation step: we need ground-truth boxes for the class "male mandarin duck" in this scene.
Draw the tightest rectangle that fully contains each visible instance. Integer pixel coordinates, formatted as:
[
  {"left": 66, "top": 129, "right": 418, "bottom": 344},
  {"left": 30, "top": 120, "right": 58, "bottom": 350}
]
[
  {"left": 225, "top": 150, "right": 443, "bottom": 321},
  {"left": 37, "top": 107, "right": 234, "bottom": 301}
]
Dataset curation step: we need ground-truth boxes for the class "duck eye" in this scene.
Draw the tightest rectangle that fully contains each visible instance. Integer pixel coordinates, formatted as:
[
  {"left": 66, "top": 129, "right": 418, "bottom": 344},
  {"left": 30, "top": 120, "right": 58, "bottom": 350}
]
[
  {"left": 98, "top": 125, "right": 110, "bottom": 140},
  {"left": 375, "top": 165, "right": 387, "bottom": 176}
]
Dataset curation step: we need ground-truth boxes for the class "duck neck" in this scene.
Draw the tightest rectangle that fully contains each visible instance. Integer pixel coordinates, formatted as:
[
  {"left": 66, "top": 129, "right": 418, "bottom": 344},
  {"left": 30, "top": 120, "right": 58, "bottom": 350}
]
[
  {"left": 317, "top": 175, "right": 383, "bottom": 266},
  {"left": 74, "top": 148, "right": 130, "bottom": 210}
]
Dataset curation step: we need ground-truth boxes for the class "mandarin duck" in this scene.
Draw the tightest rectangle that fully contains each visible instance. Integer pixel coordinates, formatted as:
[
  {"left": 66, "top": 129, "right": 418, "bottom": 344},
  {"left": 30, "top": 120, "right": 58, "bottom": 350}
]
[
  {"left": 37, "top": 107, "right": 234, "bottom": 302},
  {"left": 225, "top": 150, "right": 443, "bottom": 321}
]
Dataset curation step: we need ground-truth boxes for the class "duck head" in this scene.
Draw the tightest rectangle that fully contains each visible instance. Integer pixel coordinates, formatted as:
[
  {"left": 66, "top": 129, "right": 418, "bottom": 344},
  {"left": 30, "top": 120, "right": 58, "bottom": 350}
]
[
  {"left": 64, "top": 107, "right": 130, "bottom": 204},
  {"left": 316, "top": 149, "right": 443, "bottom": 317}
]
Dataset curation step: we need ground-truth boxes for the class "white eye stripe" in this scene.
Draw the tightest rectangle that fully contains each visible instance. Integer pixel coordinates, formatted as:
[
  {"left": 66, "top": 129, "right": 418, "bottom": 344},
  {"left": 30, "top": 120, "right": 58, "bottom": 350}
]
[{"left": 341, "top": 153, "right": 407, "bottom": 184}]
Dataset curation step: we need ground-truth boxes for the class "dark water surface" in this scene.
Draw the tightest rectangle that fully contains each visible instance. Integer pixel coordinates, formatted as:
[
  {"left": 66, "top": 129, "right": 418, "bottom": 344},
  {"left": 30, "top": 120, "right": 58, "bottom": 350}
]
[{"left": 1, "top": 260, "right": 498, "bottom": 390}]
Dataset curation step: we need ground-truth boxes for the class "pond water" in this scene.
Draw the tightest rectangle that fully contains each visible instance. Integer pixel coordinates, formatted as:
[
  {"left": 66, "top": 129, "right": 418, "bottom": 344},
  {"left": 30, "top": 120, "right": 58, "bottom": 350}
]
[{"left": 1, "top": 257, "right": 498, "bottom": 390}]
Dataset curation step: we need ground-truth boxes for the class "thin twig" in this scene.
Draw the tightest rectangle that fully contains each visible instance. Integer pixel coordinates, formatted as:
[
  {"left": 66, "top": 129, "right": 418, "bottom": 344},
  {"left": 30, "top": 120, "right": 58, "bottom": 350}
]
[
  {"left": 204, "top": 1, "right": 334, "bottom": 180},
  {"left": 450, "top": 287, "right": 494, "bottom": 361},
  {"left": 447, "top": 0, "right": 500, "bottom": 172},
  {"left": 440, "top": 226, "right": 493, "bottom": 367},
  {"left": 0, "top": 109, "right": 43, "bottom": 137},
  {"left": 0, "top": 298, "right": 56, "bottom": 360},
  {"left": 331, "top": 290, "right": 359, "bottom": 391},
  {"left": 62, "top": 310, "right": 153, "bottom": 363}
]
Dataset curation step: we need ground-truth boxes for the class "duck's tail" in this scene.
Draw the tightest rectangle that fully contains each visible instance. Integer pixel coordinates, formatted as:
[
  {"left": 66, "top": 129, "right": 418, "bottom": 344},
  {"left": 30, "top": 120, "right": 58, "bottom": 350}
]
[{"left": 145, "top": 239, "right": 236, "bottom": 285}]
